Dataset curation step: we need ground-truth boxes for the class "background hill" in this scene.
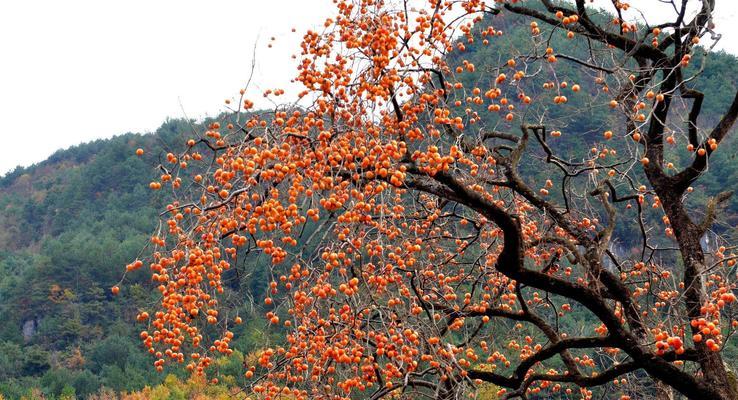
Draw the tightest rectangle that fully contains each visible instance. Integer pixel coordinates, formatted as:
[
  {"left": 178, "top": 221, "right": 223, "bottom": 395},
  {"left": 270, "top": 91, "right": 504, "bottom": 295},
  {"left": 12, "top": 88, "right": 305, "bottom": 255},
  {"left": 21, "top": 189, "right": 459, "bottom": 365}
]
[
  {"left": 0, "top": 119, "right": 265, "bottom": 398},
  {"left": 1, "top": 9, "right": 737, "bottom": 399}
]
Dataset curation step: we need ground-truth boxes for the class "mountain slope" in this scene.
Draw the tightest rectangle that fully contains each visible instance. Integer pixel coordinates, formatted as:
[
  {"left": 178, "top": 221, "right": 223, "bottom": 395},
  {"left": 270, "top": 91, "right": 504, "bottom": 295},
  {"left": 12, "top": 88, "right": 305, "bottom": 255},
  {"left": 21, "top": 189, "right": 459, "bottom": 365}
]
[{"left": 0, "top": 120, "right": 187, "bottom": 398}]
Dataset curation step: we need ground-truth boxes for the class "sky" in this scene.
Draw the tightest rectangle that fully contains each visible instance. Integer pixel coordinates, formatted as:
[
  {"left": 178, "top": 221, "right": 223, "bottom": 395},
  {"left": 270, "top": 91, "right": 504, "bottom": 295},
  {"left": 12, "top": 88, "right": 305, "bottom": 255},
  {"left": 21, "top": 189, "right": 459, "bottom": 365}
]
[{"left": 0, "top": 0, "right": 736, "bottom": 175}]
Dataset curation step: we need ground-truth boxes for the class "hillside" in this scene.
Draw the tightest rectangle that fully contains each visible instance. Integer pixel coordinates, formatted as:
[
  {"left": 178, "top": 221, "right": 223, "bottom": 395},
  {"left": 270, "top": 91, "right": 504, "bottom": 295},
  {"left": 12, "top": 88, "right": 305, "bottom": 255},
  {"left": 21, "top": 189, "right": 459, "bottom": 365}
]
[
  {"left": 0, "top": 118, "right": 261, "bottom": 398},
  {"left": 1, "top": 10, "right": 738, "bottom": 400}
]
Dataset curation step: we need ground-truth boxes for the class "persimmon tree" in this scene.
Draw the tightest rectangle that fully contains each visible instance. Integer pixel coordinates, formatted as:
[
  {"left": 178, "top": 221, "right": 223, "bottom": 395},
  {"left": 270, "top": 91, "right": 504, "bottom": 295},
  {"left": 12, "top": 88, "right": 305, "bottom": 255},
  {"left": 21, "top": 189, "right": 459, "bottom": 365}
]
[{"left": 121, "top": 0, "right": 738, "bottom": 399}]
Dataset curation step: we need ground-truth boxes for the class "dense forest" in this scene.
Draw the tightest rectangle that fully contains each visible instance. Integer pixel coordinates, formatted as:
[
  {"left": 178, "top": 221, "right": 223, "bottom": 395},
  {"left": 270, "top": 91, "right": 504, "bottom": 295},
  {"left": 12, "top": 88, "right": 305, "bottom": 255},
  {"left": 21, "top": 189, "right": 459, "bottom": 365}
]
[
  {"left": 1, "top": 8, "right": 737, "bottom": 399},
  {"left": 0, "top": 120, "right": 266, "bottom": 398}
]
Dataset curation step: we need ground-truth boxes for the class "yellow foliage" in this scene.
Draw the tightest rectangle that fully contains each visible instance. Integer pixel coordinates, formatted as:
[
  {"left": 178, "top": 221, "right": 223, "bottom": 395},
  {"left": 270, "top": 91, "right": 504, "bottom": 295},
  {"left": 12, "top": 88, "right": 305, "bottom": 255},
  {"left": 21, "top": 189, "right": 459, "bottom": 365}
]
[
  {"left": 121, "top": 374, "right": 249, "bottom": 400},
  {"left": 473, "top": 363, "right": 500, "bottom": 399}
]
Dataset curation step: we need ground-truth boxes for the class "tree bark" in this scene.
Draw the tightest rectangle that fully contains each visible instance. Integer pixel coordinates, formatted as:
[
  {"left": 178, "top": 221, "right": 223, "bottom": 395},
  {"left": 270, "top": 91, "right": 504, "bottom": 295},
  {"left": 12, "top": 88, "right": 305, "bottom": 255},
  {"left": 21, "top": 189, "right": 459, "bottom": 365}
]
[{"left": 661, "top": 191, "right": 737, "bottom": 400}]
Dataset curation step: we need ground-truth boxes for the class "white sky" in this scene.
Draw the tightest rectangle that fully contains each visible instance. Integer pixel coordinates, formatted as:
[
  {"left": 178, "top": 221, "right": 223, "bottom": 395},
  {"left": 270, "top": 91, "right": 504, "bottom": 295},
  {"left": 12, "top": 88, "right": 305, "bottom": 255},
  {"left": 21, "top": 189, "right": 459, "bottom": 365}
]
[{"left": 0, "top": 0, "right": 736, "bottom": 175}]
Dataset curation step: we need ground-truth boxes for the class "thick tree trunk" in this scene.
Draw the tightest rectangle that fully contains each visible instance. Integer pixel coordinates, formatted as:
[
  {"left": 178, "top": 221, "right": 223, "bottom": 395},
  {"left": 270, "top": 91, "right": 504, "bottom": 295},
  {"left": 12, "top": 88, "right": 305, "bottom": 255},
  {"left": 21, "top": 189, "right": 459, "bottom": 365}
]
[{"left": 664, "top": 195, "right": 737, "bottom": 400}]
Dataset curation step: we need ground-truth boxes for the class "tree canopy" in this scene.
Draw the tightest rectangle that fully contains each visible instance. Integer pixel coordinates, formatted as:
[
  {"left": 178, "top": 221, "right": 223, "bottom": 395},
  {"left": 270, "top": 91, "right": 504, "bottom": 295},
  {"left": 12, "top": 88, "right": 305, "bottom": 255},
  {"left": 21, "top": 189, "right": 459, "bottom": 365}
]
[{"left": 124, "top": 1, "right": 738, "bottom": 399}]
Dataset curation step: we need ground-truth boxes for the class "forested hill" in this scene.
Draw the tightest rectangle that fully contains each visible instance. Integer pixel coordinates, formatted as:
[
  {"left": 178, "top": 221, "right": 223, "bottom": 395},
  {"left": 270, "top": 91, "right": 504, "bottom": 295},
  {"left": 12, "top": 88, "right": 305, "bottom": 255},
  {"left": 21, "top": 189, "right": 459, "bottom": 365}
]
[
  {"left": 0, "top": 118, "right": 252, "bottom": 399},
  {"left": 0, "top": 119, "right": 178, "bottom": 398},
  {"left": 1, "top": 11, "right": 738, "bottom": 400}
]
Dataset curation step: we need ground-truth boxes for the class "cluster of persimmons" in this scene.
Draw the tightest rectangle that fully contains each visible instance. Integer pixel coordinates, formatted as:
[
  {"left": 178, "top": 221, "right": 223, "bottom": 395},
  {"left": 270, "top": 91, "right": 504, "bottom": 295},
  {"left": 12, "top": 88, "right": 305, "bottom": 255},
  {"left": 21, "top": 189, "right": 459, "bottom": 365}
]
[{"left": 115, "top": 1, "right": 736, "bottom": 399}]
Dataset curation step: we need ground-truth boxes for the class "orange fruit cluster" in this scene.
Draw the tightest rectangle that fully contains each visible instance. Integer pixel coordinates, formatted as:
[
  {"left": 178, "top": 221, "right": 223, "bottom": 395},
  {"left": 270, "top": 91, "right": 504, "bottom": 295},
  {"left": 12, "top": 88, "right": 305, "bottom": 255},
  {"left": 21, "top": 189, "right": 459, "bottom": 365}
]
[{"left": 117, "top": 0, "right": 737, "bottom": 399}]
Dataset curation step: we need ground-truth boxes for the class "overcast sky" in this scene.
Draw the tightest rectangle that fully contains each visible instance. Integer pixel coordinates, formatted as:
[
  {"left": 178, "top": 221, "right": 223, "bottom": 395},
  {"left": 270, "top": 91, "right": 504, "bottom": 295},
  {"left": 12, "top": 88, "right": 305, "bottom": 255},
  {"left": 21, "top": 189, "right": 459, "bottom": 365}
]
[{"left": 1, "top": 0, "right": 736, "bottom": 175}]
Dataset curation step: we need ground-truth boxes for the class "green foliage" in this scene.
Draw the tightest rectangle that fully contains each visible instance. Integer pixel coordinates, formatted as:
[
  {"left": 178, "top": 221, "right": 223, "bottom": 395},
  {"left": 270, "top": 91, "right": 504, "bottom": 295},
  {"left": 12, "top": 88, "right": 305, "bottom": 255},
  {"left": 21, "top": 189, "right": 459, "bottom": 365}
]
[
  {"left": 0, "top": 117, "right": 264, "bottom": 398},
  {"left": 0, "top": 123, "right": 184, "bottom": 398},
  {"left": 88, "top": 335, "right": 136, "bottom": 373}
]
